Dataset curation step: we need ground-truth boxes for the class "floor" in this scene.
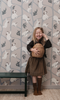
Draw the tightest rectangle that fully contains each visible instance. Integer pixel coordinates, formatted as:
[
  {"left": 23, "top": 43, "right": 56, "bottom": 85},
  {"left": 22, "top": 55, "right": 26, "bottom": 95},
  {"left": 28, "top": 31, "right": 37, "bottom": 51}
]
[{"left": 0, "top": 89, "right": 60, "bottom": 100}]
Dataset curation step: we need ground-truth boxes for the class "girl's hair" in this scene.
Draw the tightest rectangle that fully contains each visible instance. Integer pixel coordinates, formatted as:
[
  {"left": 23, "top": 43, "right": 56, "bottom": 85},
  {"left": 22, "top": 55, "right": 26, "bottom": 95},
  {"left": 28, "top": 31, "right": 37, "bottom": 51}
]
[{"left": 32, "top": 27, "right": 45, "bottom": 45}]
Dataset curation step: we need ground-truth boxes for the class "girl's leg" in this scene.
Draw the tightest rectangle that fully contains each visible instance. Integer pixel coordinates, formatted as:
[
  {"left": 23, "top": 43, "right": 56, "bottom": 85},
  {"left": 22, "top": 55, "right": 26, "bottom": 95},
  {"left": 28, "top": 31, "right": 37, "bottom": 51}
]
[
  {"left": 32, "top": 76, "right": 38, "bottom": 95},
  {"left": 37, "top": 76, "right": 42, "bottom": 95},
  {"left": 32, "top": 76, "right": 37, "bottom": 83}
]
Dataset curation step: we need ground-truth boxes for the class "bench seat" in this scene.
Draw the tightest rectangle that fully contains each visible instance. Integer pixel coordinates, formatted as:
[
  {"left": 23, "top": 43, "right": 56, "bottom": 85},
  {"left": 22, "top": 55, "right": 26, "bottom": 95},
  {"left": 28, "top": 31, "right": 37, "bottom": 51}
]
[{"left": 0, "top": 72, "right": 27, "bottom": 97}]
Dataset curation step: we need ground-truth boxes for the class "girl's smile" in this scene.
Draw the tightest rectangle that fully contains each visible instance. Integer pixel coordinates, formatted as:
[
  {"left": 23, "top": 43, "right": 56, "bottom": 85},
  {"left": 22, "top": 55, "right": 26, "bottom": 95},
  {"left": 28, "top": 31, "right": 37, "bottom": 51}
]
[{"left": 35, "top": 29, "right": 43, "bottom": 41}]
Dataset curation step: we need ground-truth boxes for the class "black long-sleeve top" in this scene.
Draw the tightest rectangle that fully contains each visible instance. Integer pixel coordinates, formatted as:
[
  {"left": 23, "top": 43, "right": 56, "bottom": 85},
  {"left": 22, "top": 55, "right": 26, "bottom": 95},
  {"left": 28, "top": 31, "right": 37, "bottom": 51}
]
[{"left": 27, "top": 39, "right": 52, "bottom": 57}]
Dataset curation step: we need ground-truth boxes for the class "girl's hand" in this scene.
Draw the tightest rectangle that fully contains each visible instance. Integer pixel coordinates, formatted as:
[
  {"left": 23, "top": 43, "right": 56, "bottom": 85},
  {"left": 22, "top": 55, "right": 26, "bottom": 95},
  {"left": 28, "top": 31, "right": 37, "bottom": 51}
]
[
  {"left": 42, "top": 33, "right": 48, "bottom": 40},
  {"left": 33, "top": 48, "right": 40, "bottom": 55},
  {"left": 30, "top": 48, "right": 39, "bottom": 55}
]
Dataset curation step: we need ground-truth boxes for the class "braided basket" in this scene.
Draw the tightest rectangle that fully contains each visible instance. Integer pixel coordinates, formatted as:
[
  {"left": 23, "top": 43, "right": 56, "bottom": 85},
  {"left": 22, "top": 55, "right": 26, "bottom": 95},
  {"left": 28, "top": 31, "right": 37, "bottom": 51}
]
[{"left": 32, "top": 43, "right": 44, "bottom": 58}]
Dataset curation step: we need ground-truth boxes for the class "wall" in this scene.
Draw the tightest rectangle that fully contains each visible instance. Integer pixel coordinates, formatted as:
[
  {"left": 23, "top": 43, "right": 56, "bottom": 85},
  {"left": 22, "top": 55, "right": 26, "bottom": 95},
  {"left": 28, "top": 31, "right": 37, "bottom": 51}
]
[{"left": 0, "top": 0, "right": 60, "bottom": 89}]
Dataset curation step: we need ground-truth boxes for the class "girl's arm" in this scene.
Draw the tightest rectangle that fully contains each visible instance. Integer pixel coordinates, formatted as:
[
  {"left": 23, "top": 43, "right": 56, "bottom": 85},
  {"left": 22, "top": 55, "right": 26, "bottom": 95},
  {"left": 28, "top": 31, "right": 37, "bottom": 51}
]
[
  {"left": 42, "top": 33, "right": 49, "bottom": 41},
  {"left": 27, "top": 40, "right": 34, "bottom": 52},
  {"left": 44, "top": 39, "right": 52, "bottom": 48},
  {"left": 27, "top": 41, "right": 39, "bottom": 54},
  {"left": 42, "top": 33, "right": 52, "bottom": 48}
]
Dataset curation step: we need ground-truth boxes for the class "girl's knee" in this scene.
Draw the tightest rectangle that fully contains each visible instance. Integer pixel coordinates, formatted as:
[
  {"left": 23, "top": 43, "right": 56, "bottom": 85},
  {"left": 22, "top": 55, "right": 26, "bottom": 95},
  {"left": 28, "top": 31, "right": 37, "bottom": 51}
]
[
  {"left": 32, "top": 76, "right": 36, "bottom": 79},
  {"left": 37, "top": 76, "right": 42, "bottom": 78}
]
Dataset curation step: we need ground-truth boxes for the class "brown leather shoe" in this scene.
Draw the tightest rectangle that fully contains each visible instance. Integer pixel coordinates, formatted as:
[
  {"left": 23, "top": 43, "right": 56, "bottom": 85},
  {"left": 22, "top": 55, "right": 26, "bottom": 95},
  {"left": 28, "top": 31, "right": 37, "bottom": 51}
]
[
  {"left": 38, "top": 90, "right": 42, "bottom": 95},
  {"left": 34, "top": 90, "right": 38, "bottom": 95},
  {"left": 33, "top": 83, "right": 38, "bottom": 96},
  {"left": 37, "top": 78, "right": 42, "bottom": 95}
]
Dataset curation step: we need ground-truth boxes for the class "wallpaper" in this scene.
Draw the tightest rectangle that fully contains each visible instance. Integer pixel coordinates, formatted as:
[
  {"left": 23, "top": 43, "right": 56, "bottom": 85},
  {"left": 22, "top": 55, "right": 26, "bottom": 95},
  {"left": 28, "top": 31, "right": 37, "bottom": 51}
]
[{"left": 0, "top": 0, "right": 60, "bottom": 88}]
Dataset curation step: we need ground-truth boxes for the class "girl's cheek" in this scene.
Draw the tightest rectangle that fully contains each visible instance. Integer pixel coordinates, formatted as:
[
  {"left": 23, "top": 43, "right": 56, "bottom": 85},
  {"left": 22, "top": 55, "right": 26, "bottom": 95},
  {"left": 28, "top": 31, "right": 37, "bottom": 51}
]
[
  {"left": 40, "top": 34, "right": 42, "bottom": 36},
  {"left": 40, "top": 35, "right": 43, "bottom": 38}
]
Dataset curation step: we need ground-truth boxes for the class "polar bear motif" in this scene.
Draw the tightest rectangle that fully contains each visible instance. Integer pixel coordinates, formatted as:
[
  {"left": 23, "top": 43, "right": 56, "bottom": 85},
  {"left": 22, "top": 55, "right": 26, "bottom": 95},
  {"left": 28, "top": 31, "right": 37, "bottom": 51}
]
[
  {"left": 11, "top": 43, "right": 17, "bottom": 51},
  {"left": 27, "top": 39, "right": 31, "bottom": 44},
  {"left": 56, "top": 71, "right": 60, "bottom": 76},
  {"left": 11, "top": 53, "right": 17, "bottom": 58},
  {"left": 6, "top": 31, "right": 11, "bottom": 40},
  {"left": 43, "top": 11, "right": 49, "bottom": 20},
  {"left": 12, "top": 10, "right": 18, "bottom": 19},
  {"left": 23, "top": 14, "right": 30, "bottom": 23},
  {"left": 52, "top": 78, "right": 59, "bottom": 85},
  {"left": 53, "top": 15, "right": 60, "bottom": 24},
  {"left": 54, "top": 0, "right": 59, "bottom": 5},
  {"left": 34, "top": 19, "right": 40, "bottom": 29},
  {"left": 22, "top": 29, "right": 29, "bottom": 37},
  {"left": 42, "top": 76, "right": 47, "bottom": 82},
  {"left": 27, "top": 6, "right": 32, "bottom": 12},
  {"left": 58, "top": 9, "right": 60, "bottom": 14},
  {"left": 57, "top": 38, "right": 60, "bottom": 45},
  {"left": 10, "top": 78, "right": 17, "bottom": 83},
  {"left": 7, "top": 0, "right": 12, "bottom": 7},
  {"left": 53, "top": 30, "right": 60, "bottom": 37},
  {"left": 22, "top": 47, "right": 28, "bottom": 54},
  {"left": 21, "top": 78, "right": 29, "bottom": 83},
  {"left": 38, "top": 0, "right": 43, "bottom": 8},
  {"left": 4, "top": 81, "right": 8, "bottom": 86},
  {"left": 21, "top": 61, "right": 27, "bottom": 67},
  {"left": 58, "top": 5, "right": 60, "bottom": 14},
  {"left": 2, "top": 51, "right": 9, "bottom": 59},
  {"left": 5, "top": 62, "right": 11, "bottom": 72},
  {"left": 23, "top": 0, "right": 29, "bottom": 3},
  {"left": 3, "top": 19, "right": 9, "bottom": 28},
  {"left": 43, "top": 23, "right": 48, "bottom": 27},
  {"left": 52, "top": 61, "right": 58, "bottom": 68},
  {"left": 12, "top": 22, "right": 17, "bottom": 27},
  {"left": 53, "top": 47, "right": 60, "bottom": 55}
]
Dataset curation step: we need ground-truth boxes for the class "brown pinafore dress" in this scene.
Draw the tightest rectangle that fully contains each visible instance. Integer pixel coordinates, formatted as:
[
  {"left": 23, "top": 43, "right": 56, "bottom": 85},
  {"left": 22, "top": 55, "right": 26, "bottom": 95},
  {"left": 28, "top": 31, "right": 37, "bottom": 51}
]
[{"left": 25, "top": 42, "right": 47, "bottom": 76}]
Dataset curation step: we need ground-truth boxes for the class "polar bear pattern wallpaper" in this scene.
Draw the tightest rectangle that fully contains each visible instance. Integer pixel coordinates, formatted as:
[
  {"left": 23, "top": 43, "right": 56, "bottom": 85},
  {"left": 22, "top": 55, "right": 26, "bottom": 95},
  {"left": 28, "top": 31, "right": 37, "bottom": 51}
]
[{"left": 0, "top": 0, "right": 60, "bottom": 89}]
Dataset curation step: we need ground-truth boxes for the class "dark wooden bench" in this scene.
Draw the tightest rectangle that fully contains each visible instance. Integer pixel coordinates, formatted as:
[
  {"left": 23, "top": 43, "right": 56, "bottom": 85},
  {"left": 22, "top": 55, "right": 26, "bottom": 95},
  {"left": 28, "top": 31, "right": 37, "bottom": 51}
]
[{"left": 0, "top": 73, "right": 27, "bottom": 97}]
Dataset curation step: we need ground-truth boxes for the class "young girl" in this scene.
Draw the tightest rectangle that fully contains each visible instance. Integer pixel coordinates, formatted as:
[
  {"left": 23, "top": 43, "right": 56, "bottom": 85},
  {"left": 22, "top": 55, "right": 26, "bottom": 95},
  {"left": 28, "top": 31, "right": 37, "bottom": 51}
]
[{"left": 25, "top": 27, "right": 52, "bottom": 96}]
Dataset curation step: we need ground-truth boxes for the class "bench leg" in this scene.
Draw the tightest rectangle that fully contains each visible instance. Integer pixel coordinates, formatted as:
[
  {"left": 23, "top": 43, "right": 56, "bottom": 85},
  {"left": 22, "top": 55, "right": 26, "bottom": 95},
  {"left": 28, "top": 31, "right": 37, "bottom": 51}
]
[{"left": 25, "top": 77, "right": 27, "bottom": 97}]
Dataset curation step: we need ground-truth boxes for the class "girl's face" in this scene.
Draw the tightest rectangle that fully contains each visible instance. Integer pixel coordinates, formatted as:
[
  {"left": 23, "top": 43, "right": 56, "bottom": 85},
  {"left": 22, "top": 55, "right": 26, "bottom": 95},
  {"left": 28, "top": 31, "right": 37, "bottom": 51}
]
[{"left": 35, "top": 29, "right": 43, "bottom": 41}]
